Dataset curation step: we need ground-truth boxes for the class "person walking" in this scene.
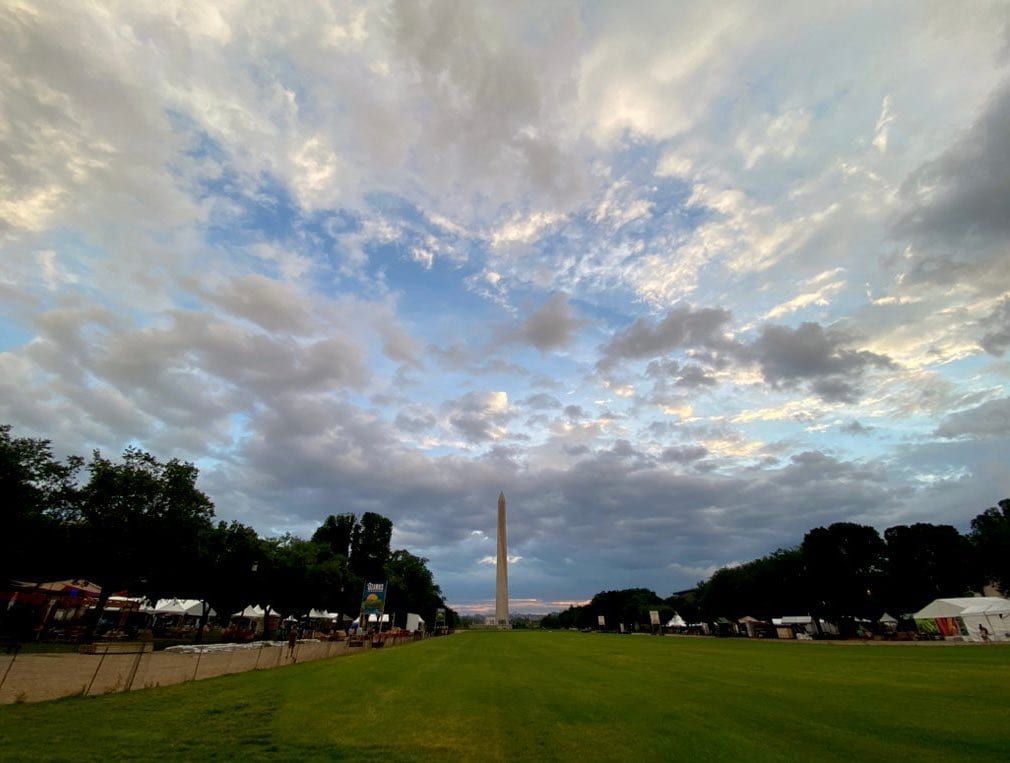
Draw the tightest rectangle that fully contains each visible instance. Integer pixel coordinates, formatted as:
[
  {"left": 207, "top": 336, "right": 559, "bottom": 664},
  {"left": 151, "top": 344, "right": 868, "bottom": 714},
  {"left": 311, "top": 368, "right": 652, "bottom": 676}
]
[{"left": 287, "top": 628, "right": 298, "bottom": 662}]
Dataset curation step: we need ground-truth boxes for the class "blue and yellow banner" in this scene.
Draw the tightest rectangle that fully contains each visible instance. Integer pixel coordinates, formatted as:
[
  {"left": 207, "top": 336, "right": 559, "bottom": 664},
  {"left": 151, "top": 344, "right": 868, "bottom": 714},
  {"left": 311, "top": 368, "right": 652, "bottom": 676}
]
[{"left": 360, "top": 582, "right": 387, "bottom": 618}]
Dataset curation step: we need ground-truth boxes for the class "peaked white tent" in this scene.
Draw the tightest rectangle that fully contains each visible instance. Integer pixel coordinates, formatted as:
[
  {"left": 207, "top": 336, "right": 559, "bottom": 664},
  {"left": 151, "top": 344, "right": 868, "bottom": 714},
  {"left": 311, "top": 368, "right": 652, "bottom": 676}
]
[
  {"left": 666, "top": 614, "right": 687, "bottom": 628},
  {"left": 960, "top": 600, "right": 1010, "bottom": 642},
  {"left": 232, "top": 605, "right": 281, "bottom": 620},
  {"left": 308, "top": 609, "right": 340, "bottom": 621},
  {"left": 154, "top": 599, "right": 215, "bottom": 618},
  {"left": 912, "top": 597, "right": 1010, "bottom": 641}
]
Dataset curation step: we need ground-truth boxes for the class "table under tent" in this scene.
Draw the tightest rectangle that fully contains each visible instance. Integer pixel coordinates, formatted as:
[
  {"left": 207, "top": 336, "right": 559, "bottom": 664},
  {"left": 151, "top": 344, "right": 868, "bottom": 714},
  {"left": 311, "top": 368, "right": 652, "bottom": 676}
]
[{"left": 912, "top": 597, "right": 1010, "bottom": 641}]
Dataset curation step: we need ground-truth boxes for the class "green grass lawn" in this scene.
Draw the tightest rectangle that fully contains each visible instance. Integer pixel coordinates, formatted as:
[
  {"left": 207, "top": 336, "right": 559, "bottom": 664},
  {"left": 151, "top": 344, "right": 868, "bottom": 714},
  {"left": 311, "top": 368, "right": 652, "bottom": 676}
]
[{"left": 2, "top": 632, "right": 1009, "bottom": 761}]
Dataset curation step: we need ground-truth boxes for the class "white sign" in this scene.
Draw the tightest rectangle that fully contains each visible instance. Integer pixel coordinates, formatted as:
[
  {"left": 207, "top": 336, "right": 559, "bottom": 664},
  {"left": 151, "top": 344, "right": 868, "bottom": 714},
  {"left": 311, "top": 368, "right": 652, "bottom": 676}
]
[
  {"left": 649, "top": 610, "right": 660, "bottom": 626},
  {"left": 597, "top": 615, "right": 605, "bottom": 627}
]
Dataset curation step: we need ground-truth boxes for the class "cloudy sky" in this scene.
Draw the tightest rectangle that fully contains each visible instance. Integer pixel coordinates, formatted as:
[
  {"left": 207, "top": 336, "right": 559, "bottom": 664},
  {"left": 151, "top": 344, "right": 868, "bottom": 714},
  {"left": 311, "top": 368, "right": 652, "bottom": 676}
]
[{"left": 2, "top": 1, "right": 1010, "bottom": 613}]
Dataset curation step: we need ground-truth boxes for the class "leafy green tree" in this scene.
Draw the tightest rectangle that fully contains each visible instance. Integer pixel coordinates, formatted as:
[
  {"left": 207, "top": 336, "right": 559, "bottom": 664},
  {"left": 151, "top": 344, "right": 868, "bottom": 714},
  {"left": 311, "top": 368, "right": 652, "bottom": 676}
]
[
  {"left": 384, "top": 549, "right": 451, "bottom": 628},
  {"left": 77, "top": 448, "right": 214, "bottom": 637},
  {"left": 312, "top": 513, "right": 356, "bottom": 558},
  {"left": 350, "top": 512, "right": 392, "bottom": 582},
  {"left": 697, "top": 548, "right": 808, "bottom": 620},
  {"left": 970, "top": 499, "right": 1010, "bottom": 595},
  {"left": 883, "top": 523, "right": 975, "bottom": 613},
  {"left": 0, "top": 425, "right": 82, "bottom": 582},
  {"left": 802, "top": 523, "right": 885, "bottom": 620}
]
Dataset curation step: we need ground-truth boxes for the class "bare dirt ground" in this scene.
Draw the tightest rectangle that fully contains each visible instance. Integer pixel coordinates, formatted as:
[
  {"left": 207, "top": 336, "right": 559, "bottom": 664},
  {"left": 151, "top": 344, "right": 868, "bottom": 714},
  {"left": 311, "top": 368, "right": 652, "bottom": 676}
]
[{"left": 0, "top": 637, "right": 412, "bottom": 704}]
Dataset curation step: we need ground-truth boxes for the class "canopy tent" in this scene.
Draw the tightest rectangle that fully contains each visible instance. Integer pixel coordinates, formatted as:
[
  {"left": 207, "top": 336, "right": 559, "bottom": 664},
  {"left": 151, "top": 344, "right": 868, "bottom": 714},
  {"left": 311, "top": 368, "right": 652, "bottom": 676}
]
[
  {"left": 154, "top": 598, "right": 215, "bottom": 618},
  {"left": 878, "top": 612, "right": 899, "bottom": 625},
  {"left": 232, "top": 605, "right": 282, "bottom": 621},
  {"left": 959, "top": 600, "right": 1010, "bottom": 642},
  {"left": 737, "top": 615, "right": 766, "bottom": 637},
  {"left": 666, "top": 614, "right": 687, "bottom": 628},
  {"left": 912, "top": 597, "right": 1010, "bottom": 641},
  {"left": 308, "top": 609, "right": 340, "bottom": 621}
]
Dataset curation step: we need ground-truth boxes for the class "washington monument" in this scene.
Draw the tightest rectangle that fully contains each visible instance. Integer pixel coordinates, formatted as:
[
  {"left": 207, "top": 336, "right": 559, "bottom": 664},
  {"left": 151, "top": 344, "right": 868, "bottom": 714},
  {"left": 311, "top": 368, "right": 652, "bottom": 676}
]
[{"left": 495, "top": 491, "right": 510, "bottom": 628}]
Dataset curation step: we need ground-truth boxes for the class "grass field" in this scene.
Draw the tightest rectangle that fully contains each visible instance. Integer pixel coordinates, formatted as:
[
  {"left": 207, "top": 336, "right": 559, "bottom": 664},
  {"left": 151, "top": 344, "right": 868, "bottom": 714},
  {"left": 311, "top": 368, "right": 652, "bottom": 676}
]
[{"left": 1, "top": 632, "right": 1009, "bottom": 761}]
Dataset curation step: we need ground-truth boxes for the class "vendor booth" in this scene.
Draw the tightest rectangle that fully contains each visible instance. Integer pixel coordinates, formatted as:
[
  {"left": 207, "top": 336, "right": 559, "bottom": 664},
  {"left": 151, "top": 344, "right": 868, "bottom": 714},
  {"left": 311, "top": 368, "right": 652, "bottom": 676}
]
[{"left": 912, "top": 597, "right": 1010, "bottom": 641}]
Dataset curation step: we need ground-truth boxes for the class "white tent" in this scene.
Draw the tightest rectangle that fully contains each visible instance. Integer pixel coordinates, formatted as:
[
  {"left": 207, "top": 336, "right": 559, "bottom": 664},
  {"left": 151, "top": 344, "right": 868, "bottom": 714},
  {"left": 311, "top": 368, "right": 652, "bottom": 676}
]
[
  {"left": 666, "top": 614, "right": 687, "bottom": 628},
  {"left": 960, "top": 600, "right": 1010, "bottom": 642},
  {"left": 154, "top": 598, "right": 215, "bottom": 618},
  {"left": 232, "top": 605, "right": 281, "bottom": 620},
  {"left": 912, "top": 597, "right": 1010, "bottom": 641},
  {"left": 308, "top": 609, "right": 340, "bottom": 621},
  {"left": 878, "top": 612, "right": 899, "bottom": 625}
]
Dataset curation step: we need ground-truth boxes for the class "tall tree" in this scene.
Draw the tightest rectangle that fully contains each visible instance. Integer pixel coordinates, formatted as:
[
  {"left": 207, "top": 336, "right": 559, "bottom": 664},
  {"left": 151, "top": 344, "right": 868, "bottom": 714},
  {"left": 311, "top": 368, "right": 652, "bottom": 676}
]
[
  {"left": 77, "top": 448, "right": 214, "bottom": 637},
  {"left": 0, "top": 425, "right": 82, "bottom": 582},
  {"left": 970, "top": 499, "right": 1010, "bottom": 595},
  {"left": 384, "top": 550, "right": 450, "bottom": 628},
  {"left": 883, "top": 523, "right": 975, "bottom": 613},
  {"left": 312, "top": 513, "right": 356, "bottom": 558},
  {"left": 350, "top": 512, "right": 393, "bottom": 582},
  {"left": 802, "top": 523, "right": 885, "bottom": 620}
]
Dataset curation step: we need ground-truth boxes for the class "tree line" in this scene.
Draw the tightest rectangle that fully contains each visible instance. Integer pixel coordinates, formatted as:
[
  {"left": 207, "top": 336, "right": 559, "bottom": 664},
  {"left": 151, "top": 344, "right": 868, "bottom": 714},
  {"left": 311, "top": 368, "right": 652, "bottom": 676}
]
[
  {"left": 543, "top": 501, "right": 1010, "bottom": 629},
  {"left": 1, "top": 425, "right": 457, "bottom": 637}
]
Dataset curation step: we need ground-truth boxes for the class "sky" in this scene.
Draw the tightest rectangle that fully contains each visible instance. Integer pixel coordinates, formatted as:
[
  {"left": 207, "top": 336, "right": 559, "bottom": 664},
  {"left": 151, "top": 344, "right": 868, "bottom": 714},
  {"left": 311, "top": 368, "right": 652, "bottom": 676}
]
[{"left": 2, "top": 1, "right": 1010, "bottom": 614}]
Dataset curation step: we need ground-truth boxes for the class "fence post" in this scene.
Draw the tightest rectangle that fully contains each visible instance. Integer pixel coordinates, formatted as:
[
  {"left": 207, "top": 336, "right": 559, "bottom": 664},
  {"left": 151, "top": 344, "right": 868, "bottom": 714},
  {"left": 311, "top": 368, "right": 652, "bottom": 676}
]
[
  {"left": 85, "top": 646, "right": 109, "bottom": 696},
  {"left": 192, "top": 648, "right": 204, "bottom": 681},
  {"left": 0, "top": 645, "right": 20, "bottom": 695},
  {"left": 125, "top": 646, "right": 145, "bottom": 692}
]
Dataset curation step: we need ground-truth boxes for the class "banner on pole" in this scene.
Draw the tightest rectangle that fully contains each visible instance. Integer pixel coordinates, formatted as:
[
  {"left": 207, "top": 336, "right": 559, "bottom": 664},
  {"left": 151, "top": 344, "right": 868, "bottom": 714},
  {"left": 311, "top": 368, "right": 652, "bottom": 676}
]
[
  {"left": 436, "top": 607, "right": 446, "bottom": 624},
  {"left": 649, "top": 610, "right": 660, "bottom": 626},
  {"left": 597, "top": 615, "right": 605, "bottom": 627},
  {"left": 360, "top": 582, "right": 387, "bottom": 619}
]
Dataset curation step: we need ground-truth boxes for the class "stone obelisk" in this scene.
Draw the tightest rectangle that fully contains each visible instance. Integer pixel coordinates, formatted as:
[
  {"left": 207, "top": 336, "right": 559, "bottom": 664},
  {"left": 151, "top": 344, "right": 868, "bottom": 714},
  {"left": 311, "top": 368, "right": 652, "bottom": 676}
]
[{"left": 495, "top": 491, "right": 510, "bottom": 628}]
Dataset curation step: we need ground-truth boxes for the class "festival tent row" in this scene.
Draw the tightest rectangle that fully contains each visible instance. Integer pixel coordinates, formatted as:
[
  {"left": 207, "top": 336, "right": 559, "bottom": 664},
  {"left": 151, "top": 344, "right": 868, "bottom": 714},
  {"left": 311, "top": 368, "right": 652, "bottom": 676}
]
[{"left": 912, "top": 597, "right": 1010, "bottom": 642}]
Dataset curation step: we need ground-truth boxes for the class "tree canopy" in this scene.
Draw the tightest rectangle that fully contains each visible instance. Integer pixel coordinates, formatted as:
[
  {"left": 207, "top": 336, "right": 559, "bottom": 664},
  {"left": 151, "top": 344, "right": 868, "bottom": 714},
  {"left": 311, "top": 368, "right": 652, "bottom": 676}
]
[{"left": 0, "top": 424, "right": 457, "bottom": 635}]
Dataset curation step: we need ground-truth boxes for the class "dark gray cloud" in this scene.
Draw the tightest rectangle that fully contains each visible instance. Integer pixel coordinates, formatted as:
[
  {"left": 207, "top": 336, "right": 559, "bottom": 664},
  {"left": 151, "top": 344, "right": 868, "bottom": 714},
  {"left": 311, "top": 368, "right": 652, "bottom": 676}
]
[
  {"left": 935, "top": 397, "right": 1010, "bottom": 439},
  {"left": 444, "top": 391, "right": 512, "bottom": 444},
  {"left": 892, "top": 80, "right": 1010, "bottom": 294},
  {"left": 840, "top": 420, "right": 874, "bottom": 436},
  {"left": 511, "top": 293, "right": 585, "bottom": 353},
  {"left": 645, "top": 358, "right": 718, "bottom": 388},
  {"left": 394, "top": 406, "right": 437, "bottom": 434},
  {"left": 747, "top": 322, "right": 894, "bottom": 403},
  {"left": 895, "top": 80, "right": 1010, "bottom": 244},
  {"left": 660, "top": 445, "right": 709, "bottom": 463},
  {"left": 980, "top": 298, "right": 1010, "bottom": 355},
  {"left": 563, "top": 404, "right": 586, "bottom": 420},
  {"left": 599, "top": 305, "right": 733, "bottom": 370},
  {"left": 606, "top": 310, "right": 893, "bottom": 402}
]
